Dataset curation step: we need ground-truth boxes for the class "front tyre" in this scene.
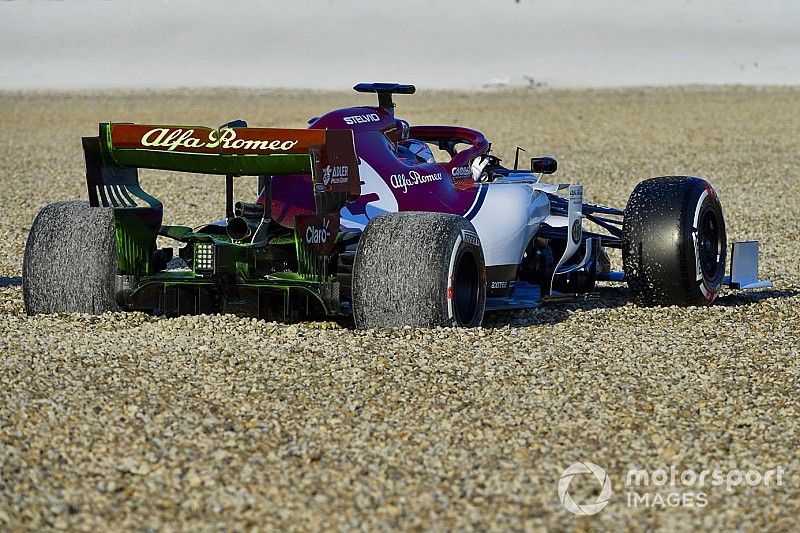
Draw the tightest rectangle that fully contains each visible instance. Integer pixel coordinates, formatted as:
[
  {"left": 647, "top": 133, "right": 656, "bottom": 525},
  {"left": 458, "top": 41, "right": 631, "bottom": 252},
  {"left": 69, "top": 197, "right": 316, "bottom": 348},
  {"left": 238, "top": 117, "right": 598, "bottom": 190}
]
[
  {"left": 352, "top": 212, "right": 486, "bottom": 328},
  {"left": 622, "top": 176, "right": 726, "bottom": 306}
]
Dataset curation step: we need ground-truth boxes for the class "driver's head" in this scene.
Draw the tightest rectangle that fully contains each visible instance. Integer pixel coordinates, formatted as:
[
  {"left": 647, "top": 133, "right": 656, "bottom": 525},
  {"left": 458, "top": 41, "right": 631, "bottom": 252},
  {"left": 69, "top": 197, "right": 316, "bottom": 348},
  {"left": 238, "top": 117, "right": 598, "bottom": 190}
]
[
  {"left": 398, "top": 139, "right": 436, "bottom": 165},
  {"left": 397, "top": 119, "right": 410, "bottom": 141}
]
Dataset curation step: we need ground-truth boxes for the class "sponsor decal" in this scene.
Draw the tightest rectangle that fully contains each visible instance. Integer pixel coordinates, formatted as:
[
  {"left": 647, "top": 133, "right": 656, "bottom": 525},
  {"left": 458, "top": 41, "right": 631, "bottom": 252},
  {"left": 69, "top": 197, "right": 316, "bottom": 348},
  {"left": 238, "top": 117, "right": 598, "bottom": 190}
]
[
  {"left": 343, "top": 113, "right": 380, "bottom": 125},
  {"left": 490, "top": 281, "right": 508, "bottom": 289},
  {"left": 140, "top": 127, "right": 299, "bottom": 152},
  {"left": 310, "top": 129, "right": 360, "bottom": 198},
  {"left": 110, "top": 124, "right": 324, "bottom": 155},
  {"left": 451, "top": 166, "right": 472, "bottom": 178},
  {"left": 389, "top": 170, "right": 443, "bottom": 193},
  {"left": 306, "top": 218, "right": 331, "bottom": 245},
  {"left": 295, "top": 214, "right": 340, "bottom": 255},
  {"left": 571, "top": 219, "right": 582, "bottom": 244},
  {"left": 461, "top": 229, "right": 481, "bottom": 247},
  {"left": 322, "top": 165, "right": 349, "bottom": 186},
  {"left": 568, "top": 184, "right": 584, "bottom": 216}
]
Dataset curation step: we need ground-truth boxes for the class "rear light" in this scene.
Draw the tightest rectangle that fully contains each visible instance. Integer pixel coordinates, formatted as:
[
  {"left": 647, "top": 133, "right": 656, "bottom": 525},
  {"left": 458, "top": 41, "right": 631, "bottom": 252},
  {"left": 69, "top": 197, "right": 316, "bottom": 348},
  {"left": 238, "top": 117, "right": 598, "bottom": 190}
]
[{"left": 194, "top": 243, "right": 215, "bottom": 273}]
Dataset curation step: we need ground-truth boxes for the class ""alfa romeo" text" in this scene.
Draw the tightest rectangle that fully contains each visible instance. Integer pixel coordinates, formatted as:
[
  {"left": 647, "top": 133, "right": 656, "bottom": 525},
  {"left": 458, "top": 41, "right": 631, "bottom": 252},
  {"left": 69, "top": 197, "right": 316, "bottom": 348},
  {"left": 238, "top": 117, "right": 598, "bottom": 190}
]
[{"left": 140, "top": 128, "right": 299, "bottom": 152}]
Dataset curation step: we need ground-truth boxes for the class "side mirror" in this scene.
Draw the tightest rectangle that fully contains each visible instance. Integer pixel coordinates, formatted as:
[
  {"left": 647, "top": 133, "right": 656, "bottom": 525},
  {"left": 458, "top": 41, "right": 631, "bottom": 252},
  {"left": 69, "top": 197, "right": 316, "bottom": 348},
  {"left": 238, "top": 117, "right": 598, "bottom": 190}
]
[{"left": 531, "top": 156, "right": 557, "bottom": 174}]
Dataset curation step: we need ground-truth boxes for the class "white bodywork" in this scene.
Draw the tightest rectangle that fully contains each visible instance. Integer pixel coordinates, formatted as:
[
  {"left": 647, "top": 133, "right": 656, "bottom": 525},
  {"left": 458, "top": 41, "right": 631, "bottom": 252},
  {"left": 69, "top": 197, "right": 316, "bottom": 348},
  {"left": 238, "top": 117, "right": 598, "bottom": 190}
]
[
  {"left": 468, "top": 183, "right": 550, "bottom": 266},
  {"left": 340, "top": 159, "right": 399, "bottom": 231},
  {"left": 340, "top": 160, "right": 555, "bottom": 267}
]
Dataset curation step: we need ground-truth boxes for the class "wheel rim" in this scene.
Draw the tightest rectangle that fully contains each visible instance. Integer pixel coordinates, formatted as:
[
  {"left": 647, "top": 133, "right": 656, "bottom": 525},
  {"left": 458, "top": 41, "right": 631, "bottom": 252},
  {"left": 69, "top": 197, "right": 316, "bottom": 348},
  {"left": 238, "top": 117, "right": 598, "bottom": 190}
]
[
  {"left": 453, "top": 250, "right": 480, "bottom": 325},
  {"left": 697, "top": 206, "right": 723, "bottom": 281}
]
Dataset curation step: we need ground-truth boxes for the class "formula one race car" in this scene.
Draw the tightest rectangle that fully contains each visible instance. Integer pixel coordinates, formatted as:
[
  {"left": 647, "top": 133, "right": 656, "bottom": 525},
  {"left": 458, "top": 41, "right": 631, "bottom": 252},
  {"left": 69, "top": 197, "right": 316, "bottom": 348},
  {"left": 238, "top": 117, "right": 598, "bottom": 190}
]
[{"left": 23, "top": 83, "right": 771, "bottom": 328}]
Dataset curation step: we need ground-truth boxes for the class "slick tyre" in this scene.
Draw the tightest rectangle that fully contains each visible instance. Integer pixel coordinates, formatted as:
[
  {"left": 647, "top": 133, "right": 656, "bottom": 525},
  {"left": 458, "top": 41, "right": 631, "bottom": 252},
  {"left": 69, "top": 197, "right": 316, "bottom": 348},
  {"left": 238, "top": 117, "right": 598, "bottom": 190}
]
[
  {"left": 23, "top": 201, "right": 119, "bottom": 315},
  {"left": 352, "top": 212, "right": 486, "bottom": 328},
  {"left": 622, "top": 176, "right": 726, "bottom": 306}
]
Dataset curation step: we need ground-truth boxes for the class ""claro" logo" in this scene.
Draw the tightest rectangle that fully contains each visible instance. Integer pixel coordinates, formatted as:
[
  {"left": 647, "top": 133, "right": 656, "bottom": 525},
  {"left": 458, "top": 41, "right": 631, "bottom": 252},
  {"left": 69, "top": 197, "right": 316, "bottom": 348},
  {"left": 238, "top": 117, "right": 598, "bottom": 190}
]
[{"left": 305, "top": 217, "right": 332, "bottom": 245}]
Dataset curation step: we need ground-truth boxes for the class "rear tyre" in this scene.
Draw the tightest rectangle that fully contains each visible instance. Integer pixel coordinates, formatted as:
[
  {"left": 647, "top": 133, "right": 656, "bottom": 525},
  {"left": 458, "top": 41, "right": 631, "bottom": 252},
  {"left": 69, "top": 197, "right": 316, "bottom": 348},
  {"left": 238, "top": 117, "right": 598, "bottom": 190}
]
[
  {"left": 352, "top": 212, "right": 486, "bottom": 328},
  {"left": 23, "top": 201, "right": 119, "bottom": 315},
  {"left": 622, "top": 176, "right": 726, "bottom": 306}
]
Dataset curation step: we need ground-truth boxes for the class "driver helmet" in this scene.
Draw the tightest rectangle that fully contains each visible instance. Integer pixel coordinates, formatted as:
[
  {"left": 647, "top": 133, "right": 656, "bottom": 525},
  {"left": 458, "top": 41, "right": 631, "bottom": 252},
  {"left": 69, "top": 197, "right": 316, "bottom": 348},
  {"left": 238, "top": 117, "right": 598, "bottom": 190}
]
[
  {"left": 398, "top": 119, "right": 410, "bottom": 141},
  {"left": 398, "top": 139, "right": 435, "bottom": 165}
]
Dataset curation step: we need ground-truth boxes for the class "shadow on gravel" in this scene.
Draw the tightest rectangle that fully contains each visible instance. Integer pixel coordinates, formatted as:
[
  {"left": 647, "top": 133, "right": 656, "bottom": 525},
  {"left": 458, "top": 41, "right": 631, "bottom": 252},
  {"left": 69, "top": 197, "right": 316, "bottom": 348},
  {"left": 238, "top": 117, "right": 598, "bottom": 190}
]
[
  {"left": 482, "top": 286, "right": 799, "bottom": 329},
  {"left": 716, "top": 288, "right": 798, "bottom": 306},
  {"left": 0, "top": 276, "right": 22, "bottom": 287},
  {"left": 483, "top": 285, "right": 630, "bottom": 328}
]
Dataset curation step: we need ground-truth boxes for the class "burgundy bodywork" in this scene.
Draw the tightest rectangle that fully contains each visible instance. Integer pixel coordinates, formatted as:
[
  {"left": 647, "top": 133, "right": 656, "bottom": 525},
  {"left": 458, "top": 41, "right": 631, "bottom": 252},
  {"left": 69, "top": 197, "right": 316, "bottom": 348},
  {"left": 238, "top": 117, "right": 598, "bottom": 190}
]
[{"left": 267, "top": 104, "right": 491, "bottom": 231}]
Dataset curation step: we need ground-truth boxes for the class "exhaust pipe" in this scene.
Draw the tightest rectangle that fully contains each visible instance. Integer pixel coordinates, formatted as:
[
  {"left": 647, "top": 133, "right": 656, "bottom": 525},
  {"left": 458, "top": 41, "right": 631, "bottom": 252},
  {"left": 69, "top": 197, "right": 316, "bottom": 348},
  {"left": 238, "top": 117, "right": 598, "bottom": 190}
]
[
  {"left": 234, "top": 201, "right": 264, "bottom": 219},
  {"left": 226, "top": 217, "right": 252, "bottom": 242}
]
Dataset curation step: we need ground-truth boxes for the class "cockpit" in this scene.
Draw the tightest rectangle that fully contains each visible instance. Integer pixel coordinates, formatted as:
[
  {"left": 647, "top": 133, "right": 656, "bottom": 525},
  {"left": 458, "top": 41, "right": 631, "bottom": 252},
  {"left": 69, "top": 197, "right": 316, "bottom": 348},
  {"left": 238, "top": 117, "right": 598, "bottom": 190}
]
[{"left": 397, "top": 139, "right": 436, "bottom": 165}]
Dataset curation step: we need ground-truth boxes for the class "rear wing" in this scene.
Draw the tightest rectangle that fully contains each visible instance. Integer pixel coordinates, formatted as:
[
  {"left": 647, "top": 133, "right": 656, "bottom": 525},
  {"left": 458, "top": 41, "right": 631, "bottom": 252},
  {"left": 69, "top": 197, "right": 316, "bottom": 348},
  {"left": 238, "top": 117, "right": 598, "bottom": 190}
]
[{"left": 82, "top": 122, "right": 361, "bottom": 215}]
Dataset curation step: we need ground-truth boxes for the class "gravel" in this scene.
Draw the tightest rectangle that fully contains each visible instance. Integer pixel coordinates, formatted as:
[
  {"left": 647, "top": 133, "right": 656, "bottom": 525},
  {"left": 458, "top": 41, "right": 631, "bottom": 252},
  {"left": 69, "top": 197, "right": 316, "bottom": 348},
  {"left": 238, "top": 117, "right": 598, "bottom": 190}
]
[{"left": 1, "top": 87, "right": 799, "bottom": 530}]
